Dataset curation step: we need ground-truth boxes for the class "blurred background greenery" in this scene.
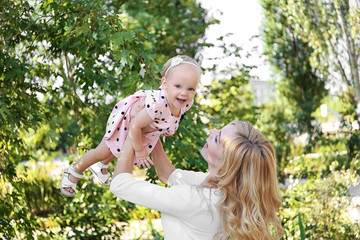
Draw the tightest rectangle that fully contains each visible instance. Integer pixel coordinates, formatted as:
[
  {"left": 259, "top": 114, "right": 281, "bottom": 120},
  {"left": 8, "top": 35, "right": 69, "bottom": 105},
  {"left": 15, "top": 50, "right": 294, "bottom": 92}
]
[{"left": 1, "top": 0, "right": 360, "bottom": 239}]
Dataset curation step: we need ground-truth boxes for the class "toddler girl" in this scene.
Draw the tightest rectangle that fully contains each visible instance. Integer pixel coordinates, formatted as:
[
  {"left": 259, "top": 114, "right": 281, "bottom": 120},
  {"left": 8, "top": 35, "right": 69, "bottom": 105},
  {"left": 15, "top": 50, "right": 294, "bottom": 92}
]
[{"left": 60, "top": 55, "right": 201, "bottom": 197}]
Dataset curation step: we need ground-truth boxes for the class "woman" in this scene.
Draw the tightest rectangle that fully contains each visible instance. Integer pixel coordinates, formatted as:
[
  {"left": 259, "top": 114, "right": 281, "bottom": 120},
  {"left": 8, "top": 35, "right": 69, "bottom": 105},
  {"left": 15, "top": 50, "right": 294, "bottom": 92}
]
[{"left": 110, "top": 121, "right": 284, "bottom": 239}]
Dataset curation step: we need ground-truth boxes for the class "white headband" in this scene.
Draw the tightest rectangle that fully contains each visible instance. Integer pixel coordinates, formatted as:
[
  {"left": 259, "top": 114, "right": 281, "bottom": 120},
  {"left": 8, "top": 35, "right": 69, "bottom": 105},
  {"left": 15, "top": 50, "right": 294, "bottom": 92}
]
[{"left": 164, "top": 56, "right": 201, "bottom": 77}]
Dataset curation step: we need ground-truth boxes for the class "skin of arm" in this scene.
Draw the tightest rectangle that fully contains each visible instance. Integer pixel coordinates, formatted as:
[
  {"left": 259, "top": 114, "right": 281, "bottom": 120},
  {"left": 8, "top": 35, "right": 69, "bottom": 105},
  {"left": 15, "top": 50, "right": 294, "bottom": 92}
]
[
  {"left": 151, "top": 139, "right": 176, "bottom": 184},
  {"left": 113, "top": 136, "right": 135, "bottom": 177},
  {"left": 113, "top": 138, "right": 176, "bottom": 184},
  {"left": 129, "top": 108, "right": 153, "bottom": 151},
  {"left": 129, "top": 107, "right": 154, "bottom": 168}
]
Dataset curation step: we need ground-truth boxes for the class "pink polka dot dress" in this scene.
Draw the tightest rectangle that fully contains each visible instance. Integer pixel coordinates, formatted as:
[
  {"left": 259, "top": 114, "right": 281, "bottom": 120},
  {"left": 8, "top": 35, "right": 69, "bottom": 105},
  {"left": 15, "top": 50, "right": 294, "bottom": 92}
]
[{"left": 104, "top": 86, "right": 193, "bottom": 157}]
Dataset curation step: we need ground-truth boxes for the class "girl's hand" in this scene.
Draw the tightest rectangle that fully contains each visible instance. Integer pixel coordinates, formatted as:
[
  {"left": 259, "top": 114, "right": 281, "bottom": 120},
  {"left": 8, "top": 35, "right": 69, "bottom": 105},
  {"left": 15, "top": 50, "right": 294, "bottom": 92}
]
[{"left": 135, "top": 149, "right": 154, "bottom": 169}]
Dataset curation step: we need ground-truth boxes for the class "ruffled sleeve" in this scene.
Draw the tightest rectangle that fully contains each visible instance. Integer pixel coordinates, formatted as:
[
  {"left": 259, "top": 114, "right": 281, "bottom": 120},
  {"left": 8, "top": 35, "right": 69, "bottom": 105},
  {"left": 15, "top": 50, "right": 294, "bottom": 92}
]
[{"left": 168, "top": 169, "right": 208, "bottom": 186}]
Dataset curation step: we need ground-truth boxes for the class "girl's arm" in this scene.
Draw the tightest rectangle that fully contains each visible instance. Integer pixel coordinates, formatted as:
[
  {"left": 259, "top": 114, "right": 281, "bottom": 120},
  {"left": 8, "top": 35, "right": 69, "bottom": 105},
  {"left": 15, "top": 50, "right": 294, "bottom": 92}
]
[
  {"left": 151, "top": 139, "right": 176, "bottom": 184},
  {"left": 129, "top": 108, "right": 154, "bottom": 168}
]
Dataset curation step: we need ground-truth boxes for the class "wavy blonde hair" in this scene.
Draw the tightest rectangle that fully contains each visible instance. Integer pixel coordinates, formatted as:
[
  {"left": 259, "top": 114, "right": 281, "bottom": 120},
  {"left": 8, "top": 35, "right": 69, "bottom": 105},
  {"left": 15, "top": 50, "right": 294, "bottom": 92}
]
[{"left": 215, "top": 121, "right": 283, "bottom": 240}]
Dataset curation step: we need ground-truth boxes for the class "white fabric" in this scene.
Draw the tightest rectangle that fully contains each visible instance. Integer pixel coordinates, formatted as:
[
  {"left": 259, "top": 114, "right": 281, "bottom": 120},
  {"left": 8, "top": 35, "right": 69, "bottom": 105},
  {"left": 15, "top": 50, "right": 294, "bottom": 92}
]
[
  {"left": 89, "top": 162, "right": 111, "bottom": 186},
  {"left": 110, "top": 169, "right": 222, "bottom": 240}
]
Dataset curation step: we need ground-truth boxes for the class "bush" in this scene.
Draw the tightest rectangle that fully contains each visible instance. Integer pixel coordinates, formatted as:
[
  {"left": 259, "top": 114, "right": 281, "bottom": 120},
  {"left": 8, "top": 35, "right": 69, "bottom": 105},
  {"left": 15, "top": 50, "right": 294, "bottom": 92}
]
[
  {"left": 280, "top": 159, "right": 360, "bottom": 239},
  {"left": 1, "top": 158, "right": 135, "bottom": 239}
]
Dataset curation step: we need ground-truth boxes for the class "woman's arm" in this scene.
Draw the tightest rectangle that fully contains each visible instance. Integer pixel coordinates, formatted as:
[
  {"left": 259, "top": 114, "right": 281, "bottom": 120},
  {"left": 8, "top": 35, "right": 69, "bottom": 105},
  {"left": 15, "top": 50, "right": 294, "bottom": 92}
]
[
  {"left": 113, "top": 136, "right": 135, "bottom": 177},
  {"left": 111, "top": 136, "right": 196, "bottom": 217},
  {"left": 110, "top": 173, "right": 197, "bottom": 217},
  {"left": 151, "top": 139, "right": 176, "bottom": 184}
]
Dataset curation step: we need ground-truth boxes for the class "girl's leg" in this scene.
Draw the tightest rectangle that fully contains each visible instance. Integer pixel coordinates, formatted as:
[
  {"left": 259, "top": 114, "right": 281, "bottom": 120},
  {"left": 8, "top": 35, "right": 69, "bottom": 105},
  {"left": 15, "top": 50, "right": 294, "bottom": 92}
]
[
  {"left": 74, "top": 138, "right": 114, "bottom": 173},
  {"left": 102, "top": 152, "right": 116, "bottom": 165},
  {"left": 64, "top": 139, "right": 115, "bottom": 194}
]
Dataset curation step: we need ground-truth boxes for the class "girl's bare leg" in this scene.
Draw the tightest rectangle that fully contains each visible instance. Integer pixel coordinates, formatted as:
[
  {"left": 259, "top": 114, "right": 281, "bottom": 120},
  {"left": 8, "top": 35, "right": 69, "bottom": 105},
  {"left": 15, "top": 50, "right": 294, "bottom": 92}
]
[
  {"left": 74, "top": 139, "right": 114, "bottom": 173},
  {"left": 65, "top": 139, "right": 115, "bottom": 193}
]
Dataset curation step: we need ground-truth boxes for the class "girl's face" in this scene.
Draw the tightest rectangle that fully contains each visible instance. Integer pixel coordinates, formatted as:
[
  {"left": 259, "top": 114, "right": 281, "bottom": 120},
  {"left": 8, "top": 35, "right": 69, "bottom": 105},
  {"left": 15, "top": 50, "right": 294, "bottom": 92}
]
[
  {"left": 200, "top": 124, "right": 236, "bottom": 168},
  {"left": 162, "top": 64, "right": 200, "bottom": 115}
]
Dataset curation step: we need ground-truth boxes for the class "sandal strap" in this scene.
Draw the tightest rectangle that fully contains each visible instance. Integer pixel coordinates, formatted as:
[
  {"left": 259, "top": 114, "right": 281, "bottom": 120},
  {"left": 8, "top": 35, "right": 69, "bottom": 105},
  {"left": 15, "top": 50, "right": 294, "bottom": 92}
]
[
  {"left": 97, "top": 162, "right": 109, "bottom": 169},
  {"left": 95, "top": 171, "right": 110, "bottom": 183},
  {"left": 61, "top": 170, "right": 77, "bottom": 190},
  {"left": 89, "top": 162, "right": 111, "bottom": 186},
  {"left": 68, "top": 164, "right": 84, "bottom": 179}
]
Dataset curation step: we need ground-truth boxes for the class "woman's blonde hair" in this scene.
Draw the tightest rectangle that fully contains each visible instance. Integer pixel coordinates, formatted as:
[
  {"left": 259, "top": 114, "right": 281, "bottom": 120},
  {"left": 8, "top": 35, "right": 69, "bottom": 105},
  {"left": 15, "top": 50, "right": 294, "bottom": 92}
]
[
  {"left": 215, "top": 121, "right": 283, "bottom": 240},
  {"left": 160, "top": 55, "right": 200, "bottom": 77}
]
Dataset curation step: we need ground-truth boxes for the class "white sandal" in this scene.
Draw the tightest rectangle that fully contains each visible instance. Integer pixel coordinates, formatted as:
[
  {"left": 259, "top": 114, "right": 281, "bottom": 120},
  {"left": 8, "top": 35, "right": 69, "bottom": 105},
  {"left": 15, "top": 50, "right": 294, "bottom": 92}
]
[
  {"left": 60, "top": 164, "right": 84, "bottom": 197},
  {"left": 89, "top": 162, "right": 111, "bottom": 186}
]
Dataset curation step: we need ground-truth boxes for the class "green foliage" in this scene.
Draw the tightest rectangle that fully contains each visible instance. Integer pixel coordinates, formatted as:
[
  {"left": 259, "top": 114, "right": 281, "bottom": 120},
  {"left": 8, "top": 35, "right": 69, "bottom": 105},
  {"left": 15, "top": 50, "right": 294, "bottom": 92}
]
[
  {"left": 280, "top": 159, "right": 360, "bottom": 239},
  {"left": 312, "top": 95, "right": 345, "bottom": 123},
  {"left": 155, "top": 102, "right": 208, "bottom": 177},
  {"left": 0, "top": 0, "right": 214, "bottom": 238},
  {"left": 0, "top": 177, "right": 39, "bottom": 239},
  {"left": 256, "top": 93, "right": 295, "bottom": 177},
  {"left": 1, "top": 159, "right": 135, "bottom": 239},
  {"left": 298, "top": 213, "right": 305, "bottom": 240},
  {"left": 258, "top": 2, "right": 360, "bottom": 239},
  {"left": 284, "top": 0, "right": 360, "bottom": 108},
  {"left": 2, "top": 0, "right": 359, "bottom": 239},
  {"left": 199, "top": 68, "right": 256, "bottom": 129},
  {"left": 52, "top": 183, "right": 130, "bottom": 239},
  {"left": 260, "top": 0, "right": 327, "bottom": 145},
  {"left": 338, "top": 89, "right": 360, "bottom": 160},
  {"left": 123, "top": 1, "right": 211, "bottom": 60}
]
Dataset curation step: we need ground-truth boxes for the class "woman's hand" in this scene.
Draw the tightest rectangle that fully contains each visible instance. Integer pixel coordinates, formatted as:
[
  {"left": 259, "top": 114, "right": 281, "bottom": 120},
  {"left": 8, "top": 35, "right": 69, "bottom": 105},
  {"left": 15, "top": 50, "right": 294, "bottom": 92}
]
[{"left": 135, "top": 148, "right": 154, "bottom": 169}]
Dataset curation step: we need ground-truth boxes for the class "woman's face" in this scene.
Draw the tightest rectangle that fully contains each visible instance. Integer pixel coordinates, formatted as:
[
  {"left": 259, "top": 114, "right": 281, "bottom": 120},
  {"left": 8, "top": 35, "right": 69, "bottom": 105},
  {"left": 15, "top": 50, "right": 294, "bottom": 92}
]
[{"left": 200, "top": 124, "right": 236, "bottom": 167}]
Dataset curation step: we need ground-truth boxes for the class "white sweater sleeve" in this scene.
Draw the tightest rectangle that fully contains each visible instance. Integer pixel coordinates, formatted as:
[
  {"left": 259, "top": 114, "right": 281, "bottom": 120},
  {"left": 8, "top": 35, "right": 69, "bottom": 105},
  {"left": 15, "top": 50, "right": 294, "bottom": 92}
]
[
  {"left": 110, "top": 173, "right": 200, "bottom": 217},
  {"left": 168, "top": 169, "right": 208, "bottom": 186}
]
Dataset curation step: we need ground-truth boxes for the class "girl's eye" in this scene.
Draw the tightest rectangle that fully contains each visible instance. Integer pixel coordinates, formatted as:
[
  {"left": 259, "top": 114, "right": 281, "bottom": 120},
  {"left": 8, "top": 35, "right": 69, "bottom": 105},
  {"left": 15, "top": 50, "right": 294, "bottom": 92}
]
[
  {"left": 175, "top": 85, "right": 181, "bottom": 88},
  {"left": 189, "top": 88, "right": 195, "bottom": 91},
  {"left": 215, "top": 136, "right": 218, "bottom": 143}
]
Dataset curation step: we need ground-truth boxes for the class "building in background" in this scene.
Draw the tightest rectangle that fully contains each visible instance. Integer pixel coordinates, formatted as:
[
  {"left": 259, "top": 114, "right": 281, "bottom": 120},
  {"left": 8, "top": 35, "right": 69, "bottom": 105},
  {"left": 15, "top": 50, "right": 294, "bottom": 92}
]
[{"left": 249, "top": 79, "right": 274, "bottom": 106}]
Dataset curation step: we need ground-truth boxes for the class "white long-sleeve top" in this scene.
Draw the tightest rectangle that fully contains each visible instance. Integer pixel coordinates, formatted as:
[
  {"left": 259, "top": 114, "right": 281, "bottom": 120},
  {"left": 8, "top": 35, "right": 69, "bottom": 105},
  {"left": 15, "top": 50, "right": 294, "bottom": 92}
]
[{"left": 110, "top": 169, "right": 222, "bottom": 240}]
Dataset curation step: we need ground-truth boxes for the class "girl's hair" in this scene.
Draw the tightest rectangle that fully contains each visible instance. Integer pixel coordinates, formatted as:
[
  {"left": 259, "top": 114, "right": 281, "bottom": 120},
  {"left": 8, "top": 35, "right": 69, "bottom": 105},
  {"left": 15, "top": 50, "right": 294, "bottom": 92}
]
[
  {"left": 215, "top": 120, "right": 284, "bottom": 240},
  {"left": 160, "top": 55, "right": 200, "bottom": 77}
]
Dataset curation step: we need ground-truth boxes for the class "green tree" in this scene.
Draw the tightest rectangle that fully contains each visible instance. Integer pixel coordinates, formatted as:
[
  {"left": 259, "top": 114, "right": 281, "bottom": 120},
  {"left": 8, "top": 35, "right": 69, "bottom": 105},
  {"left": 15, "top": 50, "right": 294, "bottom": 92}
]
[
  {"left": 256, "top": 92, "right": 295, "bottom": 178},
  {"left": 0, "top": 0, "right": 215, "bottom": 238},
  {"left": 124, "top": 1, "right": 211, "bottom": 61},
  {"left": 199, "top": 66, "right": 256, "bottom": 129},
  {"left": 260, "top": 0, "right": 327, "bottom": 151},
  {"left": 285, "top": 0, "right": 360, "bottom": 117}
]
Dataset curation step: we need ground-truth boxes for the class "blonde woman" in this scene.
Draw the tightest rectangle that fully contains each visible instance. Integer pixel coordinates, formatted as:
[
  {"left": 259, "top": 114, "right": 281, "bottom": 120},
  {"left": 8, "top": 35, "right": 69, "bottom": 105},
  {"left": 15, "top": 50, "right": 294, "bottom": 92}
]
[{"left": 110, "top": 120, "right": 284, "bottom": 239}]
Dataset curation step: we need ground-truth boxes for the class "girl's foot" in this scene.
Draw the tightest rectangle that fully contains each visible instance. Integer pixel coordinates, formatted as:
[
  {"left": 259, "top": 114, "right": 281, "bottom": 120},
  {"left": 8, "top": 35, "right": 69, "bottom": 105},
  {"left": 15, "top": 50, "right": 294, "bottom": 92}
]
[
  {"left": 89, "top": 162, "right": 111, "bottom": 186},
  {"left": 60, "top": 164, "right": 84, "bottom": 197}
]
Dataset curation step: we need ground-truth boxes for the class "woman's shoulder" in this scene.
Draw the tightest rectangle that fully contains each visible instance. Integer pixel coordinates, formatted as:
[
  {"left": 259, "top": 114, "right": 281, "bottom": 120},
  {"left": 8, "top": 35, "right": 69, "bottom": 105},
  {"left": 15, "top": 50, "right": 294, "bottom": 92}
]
[
  {"left": 168, "top": 169, "right": 208, "bottom": 186},
  {"left": 169, "top": 184, "right": 222, "bottom": 216}
]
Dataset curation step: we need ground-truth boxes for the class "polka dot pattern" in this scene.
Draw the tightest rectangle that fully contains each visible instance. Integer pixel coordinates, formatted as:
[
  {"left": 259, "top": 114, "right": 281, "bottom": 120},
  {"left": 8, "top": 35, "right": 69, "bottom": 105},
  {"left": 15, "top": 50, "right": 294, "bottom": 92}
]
[{"left": 103, "top": 84, "right": 194, "bottom": 157}]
